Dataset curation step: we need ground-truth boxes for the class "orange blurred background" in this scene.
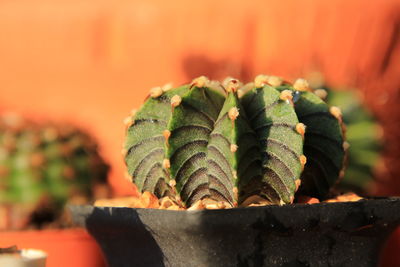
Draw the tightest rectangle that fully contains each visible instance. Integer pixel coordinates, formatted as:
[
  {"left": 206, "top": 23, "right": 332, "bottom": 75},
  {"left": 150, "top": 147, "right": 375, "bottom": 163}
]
[
  {"left": 1, "top": 0, "right": 399, "bottom": 197},
  {"left": 1, "top": 0, "right": 400, "bottom": 265}
]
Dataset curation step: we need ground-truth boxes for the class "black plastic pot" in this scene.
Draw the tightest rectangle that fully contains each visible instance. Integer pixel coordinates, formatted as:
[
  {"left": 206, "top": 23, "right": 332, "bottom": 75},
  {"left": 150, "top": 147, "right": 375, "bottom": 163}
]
[{"left": 71, "top": 198, "right": 400, "bottom": 267}]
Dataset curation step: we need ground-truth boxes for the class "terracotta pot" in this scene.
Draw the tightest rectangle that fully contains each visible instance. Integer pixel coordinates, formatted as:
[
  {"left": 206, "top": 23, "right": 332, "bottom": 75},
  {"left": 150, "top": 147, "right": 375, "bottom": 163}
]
[
  {"left": 0, "top": 228, "right": 106, "bottom": 267},
  {"left": 72, "top": 198, "right": 400, "bottom": 267}
]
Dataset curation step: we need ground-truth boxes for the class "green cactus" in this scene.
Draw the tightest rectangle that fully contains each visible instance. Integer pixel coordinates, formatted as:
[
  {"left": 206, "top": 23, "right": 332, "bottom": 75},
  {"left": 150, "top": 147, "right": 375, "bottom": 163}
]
[
  {"left": 124, "top": 75, "right": 346, "bottom": 208},
  {"left": 0, "top": 114, "right": 109, "bottom": 229},
  {"left": 305, "top": 71, "right": 382, "bottom": 195},
  {"left": 323, "top": 88, "right": 381, "bottom": 194},
  {"left": 273, "top": 80, "right": 346, "bottom": 200}
]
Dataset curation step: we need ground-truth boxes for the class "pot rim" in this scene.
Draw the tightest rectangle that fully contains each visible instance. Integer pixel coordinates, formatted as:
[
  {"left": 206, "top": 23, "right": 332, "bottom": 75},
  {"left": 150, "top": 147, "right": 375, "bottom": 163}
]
[
  {"left": 72, "top": 196, "right": 400, "bottom": 212},
  {"left": 71, "top": 197, "right": 400, "bottom": 231}
]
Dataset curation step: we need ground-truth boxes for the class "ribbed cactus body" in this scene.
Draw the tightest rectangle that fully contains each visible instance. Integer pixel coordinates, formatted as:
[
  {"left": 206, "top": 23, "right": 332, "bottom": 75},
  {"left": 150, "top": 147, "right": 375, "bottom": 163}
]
[
  {"left": 240, "top": 85, "right": 303, "bottom": 204},
  {"left": 166, "top": 85, "right": 227, "bottom": 205},
  {"left": 124, "top": 76, "right": 346, "bottom": 208},
  {"left": 292, "top": 90, "right": 345, "bottom": 199},
  {"left": 324, "top": 88, "right": 381, "bottom": 193},
  {"left": 124, "top": 85, "right": 190, "bottom": 198},
  {"left": 0, "top": 114, "right": 109, "bottom": 228}
]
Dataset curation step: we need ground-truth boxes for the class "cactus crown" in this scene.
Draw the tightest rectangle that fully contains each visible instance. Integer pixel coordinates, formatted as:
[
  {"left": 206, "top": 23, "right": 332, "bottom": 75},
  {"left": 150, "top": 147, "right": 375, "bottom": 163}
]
[{"left": 124, "top": 75, "right": 345, "bottom": 208}]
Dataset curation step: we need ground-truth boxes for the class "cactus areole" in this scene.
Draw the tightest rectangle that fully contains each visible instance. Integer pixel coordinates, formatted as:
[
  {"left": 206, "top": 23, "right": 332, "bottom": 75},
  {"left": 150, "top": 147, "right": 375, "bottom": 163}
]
[{"left": 124, "top": 75, "right": 345, "bottom": 208}]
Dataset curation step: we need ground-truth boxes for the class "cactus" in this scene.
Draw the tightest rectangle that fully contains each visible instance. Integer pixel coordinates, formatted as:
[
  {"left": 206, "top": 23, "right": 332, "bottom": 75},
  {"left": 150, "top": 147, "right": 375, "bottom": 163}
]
[
  {"left": 0, "top": 114, "right": 109, "bottom": 229},
  {"left": 305, "top": 71, "right": 382, "bottom": 195},
  {"left": 273, "top": 78, "right": 346, "bottom": 199},
  {"left": 124, "top": 75, "right": 346, "bottom": 208},
  {"left": 322, "top": 88, "right": 382, "bottom": 194}
]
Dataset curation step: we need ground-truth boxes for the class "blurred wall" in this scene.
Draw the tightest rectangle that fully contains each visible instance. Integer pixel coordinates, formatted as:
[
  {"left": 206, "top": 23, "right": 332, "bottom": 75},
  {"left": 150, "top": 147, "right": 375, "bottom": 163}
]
[{"left": 0, "top": 0, "right": 399, "bottom": 196}]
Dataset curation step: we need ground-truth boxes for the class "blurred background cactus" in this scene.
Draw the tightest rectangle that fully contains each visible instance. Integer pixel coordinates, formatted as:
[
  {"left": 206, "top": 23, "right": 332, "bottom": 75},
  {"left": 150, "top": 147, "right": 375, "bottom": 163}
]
[{"left": 0, "top": 113, "right": 110, "bottom": 230}]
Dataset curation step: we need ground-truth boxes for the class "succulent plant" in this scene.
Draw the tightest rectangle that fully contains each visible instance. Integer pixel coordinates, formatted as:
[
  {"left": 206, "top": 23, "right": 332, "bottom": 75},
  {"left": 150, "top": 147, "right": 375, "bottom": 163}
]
[
  {"left": 305, "top": 71, "right": 383, "bottom": 194},
  {"left": 123, "top": 75, "right": 346, "bottom": 208},
  {"left": 320, "top": 88, "right": 382, "bottom": 194},
  {"left": 0, "top": 114, "right": 109, "bottom": 229}
]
